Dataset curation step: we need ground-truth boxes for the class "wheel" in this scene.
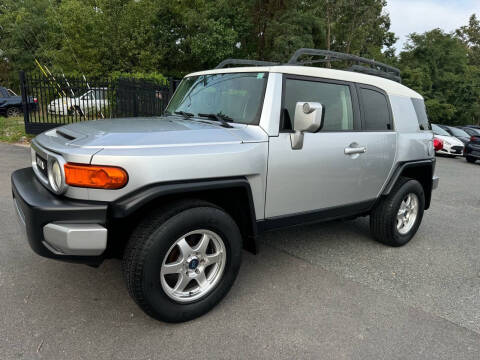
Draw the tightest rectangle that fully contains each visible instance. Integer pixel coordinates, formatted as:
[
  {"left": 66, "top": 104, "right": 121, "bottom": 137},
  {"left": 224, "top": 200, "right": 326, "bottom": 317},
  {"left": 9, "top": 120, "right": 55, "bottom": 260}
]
[
  {"left": 466, "top": 156, "right": 476, "bottom": 163},
  {"left": 370, "top": 177, "right": 425, "bottom": 247},
  {"left": 122, "top": 200, "right": 242, "bottom": 322},
  {"left": 6, "top": 107, "right": 21, "bottom": 117}
]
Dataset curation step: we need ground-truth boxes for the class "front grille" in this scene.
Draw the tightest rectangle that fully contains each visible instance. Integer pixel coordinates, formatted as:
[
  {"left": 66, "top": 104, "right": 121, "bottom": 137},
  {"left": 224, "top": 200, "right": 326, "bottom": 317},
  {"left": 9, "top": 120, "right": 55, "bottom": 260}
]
[
  {"left": 451, "top": 146, "right": 463, "bottom": 153},
  {"left": 35, "top": 154, "right": 48, "bottom": 178}
]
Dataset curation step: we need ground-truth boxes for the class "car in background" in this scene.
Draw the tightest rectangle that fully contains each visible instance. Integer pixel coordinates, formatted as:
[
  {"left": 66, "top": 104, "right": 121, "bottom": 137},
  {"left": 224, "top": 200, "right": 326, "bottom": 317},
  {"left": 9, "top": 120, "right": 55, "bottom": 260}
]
[
  {"left": 458, "top": 126, "right": 480, "bottom": 139},
  {"left": 47, "top": 88, "right": 108, "bottom": 116},
  {"left": 0, "top": 86, "right": 38, "bottom": 117},
  {"left": 431, "top": 124, "right": 464, "bottom": 156},
  {"left": 464, "top": 125, "right": 480, "bottom": 130},
  {"left": 457, "top": 127, "right": 480, "bottom": 163},
  {"left": 439, "top": 125, "right": 470, "bottom": 145}
]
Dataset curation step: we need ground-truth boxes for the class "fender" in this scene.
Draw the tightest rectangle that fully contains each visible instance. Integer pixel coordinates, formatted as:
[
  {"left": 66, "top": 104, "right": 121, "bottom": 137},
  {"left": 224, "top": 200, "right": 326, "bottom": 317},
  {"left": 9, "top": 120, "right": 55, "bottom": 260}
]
[
  {"left": 382, "top": 159, "right": 435, "bottom": 209},
  {"left": 109, "top": 176, "right": 259, "bottom": 252}
]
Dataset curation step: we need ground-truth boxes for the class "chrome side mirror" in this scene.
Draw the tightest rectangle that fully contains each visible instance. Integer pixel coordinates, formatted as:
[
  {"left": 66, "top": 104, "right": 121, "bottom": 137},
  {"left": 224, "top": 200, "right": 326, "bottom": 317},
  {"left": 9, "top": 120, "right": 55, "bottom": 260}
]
[{"left": 290, "top": 102, "right": 324, "bottom": 149}]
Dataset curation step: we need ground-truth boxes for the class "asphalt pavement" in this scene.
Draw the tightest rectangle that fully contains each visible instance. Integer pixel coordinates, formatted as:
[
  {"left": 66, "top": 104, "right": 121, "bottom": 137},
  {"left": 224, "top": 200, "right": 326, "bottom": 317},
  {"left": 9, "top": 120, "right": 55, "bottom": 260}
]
[{"left": 0, "top": 142, "right": 479, "bottom": 359}]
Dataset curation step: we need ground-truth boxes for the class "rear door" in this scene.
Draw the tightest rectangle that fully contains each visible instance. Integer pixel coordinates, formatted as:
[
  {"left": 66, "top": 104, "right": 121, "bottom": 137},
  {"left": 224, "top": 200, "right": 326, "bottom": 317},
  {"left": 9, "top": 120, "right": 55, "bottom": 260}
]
[
  {"left": 352, "top": 85, "right": 397, "bottom": 197},
  {"left": 265, "top": 78, "right": 396, "bottom": 218}
]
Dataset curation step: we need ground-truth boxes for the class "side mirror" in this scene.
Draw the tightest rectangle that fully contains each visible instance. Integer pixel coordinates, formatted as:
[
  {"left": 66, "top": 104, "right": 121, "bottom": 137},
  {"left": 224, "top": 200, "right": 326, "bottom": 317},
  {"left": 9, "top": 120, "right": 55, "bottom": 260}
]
[{"left": 290, "top": 102, "right": 324, "bottom": 149}]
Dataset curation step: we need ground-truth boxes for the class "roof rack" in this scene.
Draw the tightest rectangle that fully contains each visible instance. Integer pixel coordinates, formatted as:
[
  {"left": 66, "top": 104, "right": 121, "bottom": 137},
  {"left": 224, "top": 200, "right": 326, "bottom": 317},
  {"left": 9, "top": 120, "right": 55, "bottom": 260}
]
[
  {"left": 288, "top": 48, "right": 401, "bottom": 83},
  {"left": 214, "top": 49, "right": 401, "bottom": 82},
  {"left": 215, "top": 59, "right": 279, "bottom": 69}
]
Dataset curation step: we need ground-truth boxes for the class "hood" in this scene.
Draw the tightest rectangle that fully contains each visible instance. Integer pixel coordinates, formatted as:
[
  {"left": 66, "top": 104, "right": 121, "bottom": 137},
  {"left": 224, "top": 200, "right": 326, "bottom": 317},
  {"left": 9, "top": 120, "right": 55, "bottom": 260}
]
[
  {"left": 434, "top": 134, "right": 464, "bottom": 146},
  {"left": 35, "top": 117, "right": 267, "bottom": 151}
]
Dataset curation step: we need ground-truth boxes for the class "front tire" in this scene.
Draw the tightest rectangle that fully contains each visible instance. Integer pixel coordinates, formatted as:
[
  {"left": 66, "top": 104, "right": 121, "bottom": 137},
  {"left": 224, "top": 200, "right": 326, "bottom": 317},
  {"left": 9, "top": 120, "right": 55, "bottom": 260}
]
[
  {"left": 466, "top": 156, "right": 477, "bottom": 163},
  {"left": 370, "top": 177, "right": 425, "bottom": 247},
  {"left": 6, "top": 107, "right": 21, "bottom": 117},
  {"left": 122, "top": 200, "right": 242, "bottom": 322}
]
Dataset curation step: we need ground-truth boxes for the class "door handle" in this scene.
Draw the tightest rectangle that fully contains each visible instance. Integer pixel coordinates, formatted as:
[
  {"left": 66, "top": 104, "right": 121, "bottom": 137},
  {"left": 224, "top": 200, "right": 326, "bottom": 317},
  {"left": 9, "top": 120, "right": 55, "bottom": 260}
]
[{"left": 344, "top": 146, "right": 367, "bottom": 155}]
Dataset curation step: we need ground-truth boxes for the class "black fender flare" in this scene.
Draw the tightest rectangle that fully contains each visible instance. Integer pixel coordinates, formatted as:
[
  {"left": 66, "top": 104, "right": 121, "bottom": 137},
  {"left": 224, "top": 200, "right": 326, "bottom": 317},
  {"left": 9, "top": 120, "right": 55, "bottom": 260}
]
[
  {"left": 382, "top": 159, "right": 435, "bottom": 209},
  {"left": 109, "top": 177, "right": 259, "bottom": 253}
]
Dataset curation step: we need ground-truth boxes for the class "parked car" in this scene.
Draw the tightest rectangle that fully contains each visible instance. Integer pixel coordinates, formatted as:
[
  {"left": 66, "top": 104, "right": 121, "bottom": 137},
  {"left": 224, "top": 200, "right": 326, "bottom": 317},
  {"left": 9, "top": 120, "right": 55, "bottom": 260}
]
[
  {"left": 0, "top": 86, "right": 37, "bottom": 117},
  {"left": 459, "top": 127, "right": 480, "bottom": 163},
  {"left": 458, "top": 126, "right": 480, "bottom": 140},
  {"left": 47, "top": 88, "right": 108, "bottom": 116},
  {"left": 464, "top": 125, "right": 480, "bottom": 130},
  {"left": 438, "top": 125, "right": 470, "bottom": 145},
  {"left": 431, "top": 124, "right": 464, "bottom": 156},
  {"left": 12, "top": 49, "right": 439, "bottom": 323}
]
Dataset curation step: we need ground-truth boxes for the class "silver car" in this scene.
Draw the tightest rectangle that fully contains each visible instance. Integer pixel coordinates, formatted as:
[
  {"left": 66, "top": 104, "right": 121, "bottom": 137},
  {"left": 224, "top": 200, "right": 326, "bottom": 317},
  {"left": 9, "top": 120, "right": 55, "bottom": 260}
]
[{"left": 11, "top": 49, "right": 439, "bottom": 322}]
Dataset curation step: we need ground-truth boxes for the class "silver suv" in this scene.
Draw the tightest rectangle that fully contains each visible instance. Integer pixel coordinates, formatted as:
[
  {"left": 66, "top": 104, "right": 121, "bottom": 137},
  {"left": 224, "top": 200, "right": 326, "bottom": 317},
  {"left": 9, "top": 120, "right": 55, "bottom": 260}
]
[{"left": 11, "top": 49, "right": 439, "bottom": 322}]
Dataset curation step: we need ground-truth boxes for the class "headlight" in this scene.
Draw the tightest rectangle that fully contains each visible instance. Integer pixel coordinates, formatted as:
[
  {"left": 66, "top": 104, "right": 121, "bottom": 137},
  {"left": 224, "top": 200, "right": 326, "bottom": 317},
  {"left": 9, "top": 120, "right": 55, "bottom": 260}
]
[
  {"left": 49, "top": 159, "right": 63, "bottom": 192},
  {"left": 444, "top": 140, "right": 450, "bottom": 146}
]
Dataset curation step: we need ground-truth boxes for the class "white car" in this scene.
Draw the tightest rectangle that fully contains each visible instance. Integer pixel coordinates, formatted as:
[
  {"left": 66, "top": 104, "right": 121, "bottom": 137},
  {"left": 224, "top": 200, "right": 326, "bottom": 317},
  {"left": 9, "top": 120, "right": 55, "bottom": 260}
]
[
  {"left": 48, "top": 88, "right": 108, "bottom": 116},
  {"left": 432, "top": 124, "right": 464, "bottom": 156}
]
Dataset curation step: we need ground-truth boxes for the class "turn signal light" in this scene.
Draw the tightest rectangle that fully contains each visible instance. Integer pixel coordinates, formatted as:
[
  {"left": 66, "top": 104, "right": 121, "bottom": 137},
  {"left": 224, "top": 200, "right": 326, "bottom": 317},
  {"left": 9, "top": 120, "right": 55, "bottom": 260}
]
[{"left": 64, "top": 163, "right": 128, "bottom": 189}]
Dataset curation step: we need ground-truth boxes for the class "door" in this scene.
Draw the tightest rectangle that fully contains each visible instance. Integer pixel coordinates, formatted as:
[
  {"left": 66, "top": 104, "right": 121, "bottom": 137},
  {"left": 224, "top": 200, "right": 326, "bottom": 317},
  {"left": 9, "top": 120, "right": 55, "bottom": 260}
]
[{"left": 265, "top": 76, "right": 396, "bottom": 218}]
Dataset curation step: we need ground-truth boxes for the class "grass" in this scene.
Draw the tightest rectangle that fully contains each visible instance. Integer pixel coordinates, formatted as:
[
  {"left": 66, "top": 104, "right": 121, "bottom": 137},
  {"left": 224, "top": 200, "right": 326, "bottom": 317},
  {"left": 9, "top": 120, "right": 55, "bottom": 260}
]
[{"left": 0, "top": 116, "right": 33, "bottom": 143}]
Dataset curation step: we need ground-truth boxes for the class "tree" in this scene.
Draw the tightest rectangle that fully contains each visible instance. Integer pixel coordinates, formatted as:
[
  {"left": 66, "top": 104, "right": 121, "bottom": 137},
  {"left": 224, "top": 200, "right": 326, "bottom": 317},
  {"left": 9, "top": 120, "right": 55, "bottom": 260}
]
[
  {"left": 456, "top": 14, "right": 480, "bottom": 66},
  {"left": 400, "top": 29, "right": 480, "bottom": 125}
]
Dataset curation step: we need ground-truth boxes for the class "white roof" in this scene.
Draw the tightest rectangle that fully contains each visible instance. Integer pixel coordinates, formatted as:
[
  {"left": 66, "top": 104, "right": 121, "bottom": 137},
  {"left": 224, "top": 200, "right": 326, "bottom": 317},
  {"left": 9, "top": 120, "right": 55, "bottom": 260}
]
[{"left": 187, "top": 65, "right": 422, "bottom": 99}]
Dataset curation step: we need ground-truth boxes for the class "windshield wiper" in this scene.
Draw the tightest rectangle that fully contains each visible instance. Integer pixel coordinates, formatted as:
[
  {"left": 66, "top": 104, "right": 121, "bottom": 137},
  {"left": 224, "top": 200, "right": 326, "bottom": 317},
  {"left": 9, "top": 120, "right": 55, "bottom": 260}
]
[
  {"left": 175, "top": 111, "right": 194, "bottom": 119},
  {"left": 198, "top": 113, "right": 234, "bottom": 128}
]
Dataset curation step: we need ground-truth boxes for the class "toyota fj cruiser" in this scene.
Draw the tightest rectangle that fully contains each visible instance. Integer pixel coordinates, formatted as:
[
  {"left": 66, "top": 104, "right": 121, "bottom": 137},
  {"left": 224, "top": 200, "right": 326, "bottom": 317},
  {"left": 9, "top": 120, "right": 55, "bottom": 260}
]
[{"left": 11, "top": 49, "right": 439, "bottom": 322}]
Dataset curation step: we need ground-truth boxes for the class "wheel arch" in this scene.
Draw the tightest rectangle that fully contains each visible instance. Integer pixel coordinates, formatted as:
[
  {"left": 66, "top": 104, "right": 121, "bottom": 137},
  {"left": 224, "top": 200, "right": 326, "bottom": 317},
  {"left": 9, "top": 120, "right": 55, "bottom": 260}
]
[
  {"left": 382, "top": 159, "right": 435, "bottom": 209},
  {"left": 107, "top": 177, "right": 258, "bottom": 256}
]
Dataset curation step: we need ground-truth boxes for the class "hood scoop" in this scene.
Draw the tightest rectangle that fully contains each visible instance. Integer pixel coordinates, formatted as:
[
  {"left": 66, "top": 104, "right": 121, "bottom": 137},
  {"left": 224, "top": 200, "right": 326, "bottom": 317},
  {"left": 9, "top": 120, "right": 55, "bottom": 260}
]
[{"left": 55, "top": 129, "right": 77, "bottom": 141}]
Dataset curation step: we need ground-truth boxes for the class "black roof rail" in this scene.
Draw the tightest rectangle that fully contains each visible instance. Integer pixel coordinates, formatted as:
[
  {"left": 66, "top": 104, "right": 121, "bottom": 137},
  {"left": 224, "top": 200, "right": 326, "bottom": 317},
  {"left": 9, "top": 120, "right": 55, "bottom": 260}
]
[
  {"left": 287, "top": 48, "right": 401, "bottom": 83},
  {"left": 215, "top": 59, "right": 279, "bottom": 69}
]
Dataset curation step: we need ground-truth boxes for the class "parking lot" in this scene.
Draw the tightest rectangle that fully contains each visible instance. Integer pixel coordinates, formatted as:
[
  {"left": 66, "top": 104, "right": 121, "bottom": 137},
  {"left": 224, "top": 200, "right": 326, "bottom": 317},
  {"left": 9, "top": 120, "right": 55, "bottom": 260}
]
[{"left": 0, "top": 141, "right": 479, "bottom": 359}]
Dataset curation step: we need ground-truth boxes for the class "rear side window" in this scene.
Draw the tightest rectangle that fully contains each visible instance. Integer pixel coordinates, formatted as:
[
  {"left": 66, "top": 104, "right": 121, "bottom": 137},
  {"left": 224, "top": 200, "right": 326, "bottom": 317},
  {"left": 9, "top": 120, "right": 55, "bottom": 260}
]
[
  {"left": 359, "top": 88, "right": 391, "bottom": 130},
  {"left": 411, "top": 98, "right": 431, "bottom": 130}
]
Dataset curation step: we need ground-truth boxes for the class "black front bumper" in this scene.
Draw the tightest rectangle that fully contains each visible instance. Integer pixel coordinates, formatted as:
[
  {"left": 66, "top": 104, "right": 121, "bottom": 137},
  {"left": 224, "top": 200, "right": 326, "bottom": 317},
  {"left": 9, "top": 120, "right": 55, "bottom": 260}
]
[{"left": 11, "top": 168, "right": 108, "bottom": 265}]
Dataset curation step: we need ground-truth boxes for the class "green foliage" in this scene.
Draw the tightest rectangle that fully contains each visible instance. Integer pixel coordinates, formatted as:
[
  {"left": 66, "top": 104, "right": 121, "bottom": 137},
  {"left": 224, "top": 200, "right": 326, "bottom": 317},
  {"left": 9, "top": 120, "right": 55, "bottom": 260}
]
[
  {"left": 0, "top": 0, "right": 478, "bottom": 124},
  {"left": 0, "top": 116, "right": 32, "bottom": 143},
  {"left": 110, "top": 71, "right": 168, "bottom": 85},
  {"left": 399, "top": 28, "right": 480, "bottom": 125}
]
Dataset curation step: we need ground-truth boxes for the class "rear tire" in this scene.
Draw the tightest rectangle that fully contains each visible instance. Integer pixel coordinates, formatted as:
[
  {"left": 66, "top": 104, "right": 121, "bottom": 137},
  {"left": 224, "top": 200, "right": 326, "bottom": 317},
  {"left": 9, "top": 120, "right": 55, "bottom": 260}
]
[
  {"left": 122, "top": 200, "right": 242, "bottom": 322},
  {"left": 370, "top": 177, "right": 425, "bottom": 247},
  {"left": 466, "top": 156, "right": 477, "bottom": 163}
]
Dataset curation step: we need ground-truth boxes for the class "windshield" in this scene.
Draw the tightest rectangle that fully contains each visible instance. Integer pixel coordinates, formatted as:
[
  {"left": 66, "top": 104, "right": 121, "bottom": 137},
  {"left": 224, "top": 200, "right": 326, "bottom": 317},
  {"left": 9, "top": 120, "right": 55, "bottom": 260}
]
[
  {"left": 432, "top": 124, "right": 450, "bottom": 136},
  {"left": 448, "top": 127, "right": 469, "bottom": 138},
  {"left": 165, "top": 72, "right": 268, "bottom": 125}
]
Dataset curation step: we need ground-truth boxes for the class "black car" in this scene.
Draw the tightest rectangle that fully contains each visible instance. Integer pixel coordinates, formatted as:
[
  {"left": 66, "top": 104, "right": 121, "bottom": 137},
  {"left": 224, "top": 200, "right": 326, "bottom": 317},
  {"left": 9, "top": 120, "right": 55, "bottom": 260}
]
[
  {"left": 439, "top": 125, "right": 470, "bottom": 144},
  {"left": 0, "top": 86, "right": 37, "bottom": 117},
  {"left": 458, "top": 126, "right": 480, "bottom": 163}
]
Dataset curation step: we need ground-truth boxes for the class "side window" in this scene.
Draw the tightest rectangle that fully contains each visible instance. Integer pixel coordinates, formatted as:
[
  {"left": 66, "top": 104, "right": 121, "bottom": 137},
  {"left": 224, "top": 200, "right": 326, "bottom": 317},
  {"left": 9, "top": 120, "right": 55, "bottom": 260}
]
[
  {"left": 283, "top": 79, "right": 354, "bottom": 131},
  {"left": 411, "top": 98, "right": 431, "bottom": 130},
  {"left": 360, "top": 88, "right": 391, "bottom": 130}
]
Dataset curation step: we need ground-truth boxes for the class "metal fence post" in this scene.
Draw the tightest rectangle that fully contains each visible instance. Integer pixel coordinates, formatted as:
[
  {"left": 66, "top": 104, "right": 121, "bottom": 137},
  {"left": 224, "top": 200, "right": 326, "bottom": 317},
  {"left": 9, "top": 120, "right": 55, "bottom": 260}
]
[
  {"left": 168, "top": 77, "right": 174, "bottom": 102},
  {"left": 19, "top": 71, "right": 30, "bottom": 128}
]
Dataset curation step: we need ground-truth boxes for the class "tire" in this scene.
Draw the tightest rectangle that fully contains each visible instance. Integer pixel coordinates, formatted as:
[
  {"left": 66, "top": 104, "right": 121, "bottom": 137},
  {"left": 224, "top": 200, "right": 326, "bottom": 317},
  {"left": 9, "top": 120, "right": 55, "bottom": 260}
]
[
  {"left": 370, "top": 177, "right": 425, "bottom": 247},
  {"left": 122, "top": 200, "right": 242, "bottom": 323},
  {"left": 6, "top": 107, "right": 21, "bottom": 117},
  {"left": 466, "top": 156, "right": 476, "bottom": 163}
]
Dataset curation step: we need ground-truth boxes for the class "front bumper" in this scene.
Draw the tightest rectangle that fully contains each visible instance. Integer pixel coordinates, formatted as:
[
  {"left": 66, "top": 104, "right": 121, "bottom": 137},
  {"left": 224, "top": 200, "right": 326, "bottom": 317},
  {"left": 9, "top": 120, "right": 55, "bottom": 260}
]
[
  {"left": 437, "top": 144, "right": 464, "bottom": 156},
  {"left": 11, "top": 167, "right": 108, "bottom": 264}
]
